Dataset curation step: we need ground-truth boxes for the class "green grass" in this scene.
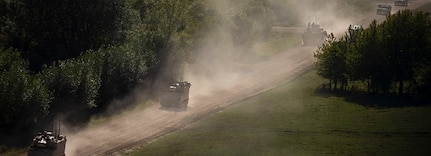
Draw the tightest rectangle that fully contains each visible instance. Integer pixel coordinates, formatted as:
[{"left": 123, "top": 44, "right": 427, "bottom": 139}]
[
  {"left": 0, "top": 145, "right": 27, "bottom": 156},
  {"left": 129, "top": 70, "right": 431, "bottom": 156}
]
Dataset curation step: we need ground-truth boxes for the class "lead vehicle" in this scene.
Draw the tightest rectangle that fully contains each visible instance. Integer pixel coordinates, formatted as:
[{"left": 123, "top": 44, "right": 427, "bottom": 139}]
[{"left": 27, "top": 130, "right": 66, "bottom": 156}]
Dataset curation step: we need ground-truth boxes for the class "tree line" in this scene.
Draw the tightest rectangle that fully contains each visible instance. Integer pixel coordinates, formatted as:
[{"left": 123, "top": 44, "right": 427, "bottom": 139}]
[
  {"left": 314, "top": 10, "right": 431, "bottom": 96},
  {"left": 0, "top": 0, "right": 275, "bottom": 146}
]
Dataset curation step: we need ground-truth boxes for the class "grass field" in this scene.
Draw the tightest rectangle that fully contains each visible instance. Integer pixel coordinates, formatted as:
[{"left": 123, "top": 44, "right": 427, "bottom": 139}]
[{"left": 129, "top": 70, "right": 431, "bottom": 156}]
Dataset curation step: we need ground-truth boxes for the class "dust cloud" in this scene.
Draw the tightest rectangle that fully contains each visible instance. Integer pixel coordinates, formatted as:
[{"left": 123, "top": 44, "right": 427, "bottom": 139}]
[
  {"left": 63, "top": 0, "right": 375, "bottom": 155},
  {"left": 275, "top": 0, "right": 364, "bottom": 36},
  {"left": 183, "top": 0, "right": 363, "bottom": 99}
]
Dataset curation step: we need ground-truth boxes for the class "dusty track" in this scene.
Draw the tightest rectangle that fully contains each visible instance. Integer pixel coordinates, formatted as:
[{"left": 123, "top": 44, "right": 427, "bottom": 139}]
[
  {"left": 65, "top": 1, "right": 429, "bottom": 155},
  {"left": 68, "top": 45, "right": 316, "bottom": 156}
]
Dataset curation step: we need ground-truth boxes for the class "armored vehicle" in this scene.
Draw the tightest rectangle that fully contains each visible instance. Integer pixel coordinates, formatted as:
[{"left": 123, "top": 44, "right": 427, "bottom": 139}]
[
  {"left": 160, "top": 81, "right": 191, "bottom": 111},
  {"left": 377, "top": 4, "right": 392, "bottom": 16},
  {"left": 347, "top": 25, "right": 363, "bottom": 42},
  {"left": 27, "top": 130, "right": 66, "bottom": 156},
  {"left": 302, "top": 22, "right": 327, "bottom": 47},
  {"left": 394, "top": 0, "right": 408, "bottom": 7}
]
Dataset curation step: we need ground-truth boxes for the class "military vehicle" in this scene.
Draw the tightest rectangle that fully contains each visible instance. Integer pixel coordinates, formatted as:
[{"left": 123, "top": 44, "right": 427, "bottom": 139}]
[
  {"left": 160, "top": 80, "right": 191, "bottom": 111},
  {"left": 347, "top": 25, "right": 363, "bottom": 42},
  {"left": 394, "top": 0, "right": 408, "bottom": 7},
  {"left": 349, "top": 25, "right": 363, "bottom": 31},
  {"left": 377, "top": 4, "right": 392, "bottom": 16},
  {"left": 27, "top": 130, "right": 66, "bottom": 156},
  {"left": 302, "top": 22, "right": 327, "bottom": 47}
]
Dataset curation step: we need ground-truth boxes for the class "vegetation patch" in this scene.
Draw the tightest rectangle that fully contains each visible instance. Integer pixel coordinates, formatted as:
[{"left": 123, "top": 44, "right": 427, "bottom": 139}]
[{"left": 314, "top": 10, "right": 431, "bottom": 96}]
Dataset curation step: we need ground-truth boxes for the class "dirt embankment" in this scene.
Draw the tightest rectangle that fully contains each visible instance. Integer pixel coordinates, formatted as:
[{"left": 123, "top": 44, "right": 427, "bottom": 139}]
[{"left": 62, "top": 1, "right": 430, "bottom": 155}]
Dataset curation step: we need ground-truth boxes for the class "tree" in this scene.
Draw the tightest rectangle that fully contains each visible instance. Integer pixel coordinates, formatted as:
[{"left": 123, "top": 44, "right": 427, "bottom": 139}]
[
  {"left": 230, "top": 0, "right": 274, "bottom": 47},
  {"left": 0, "top": 0, "right": 132, "bottom": 70},
  {"left": 132, "top": 0, "right": 201, "bottom": 80},
  {"left": 315, "top": 10, "right": 431, "bottom": 96},
  {"left": 381, "top": 10, "right": 430, "bottom": 95},
  {"left": 132, "top": 0, "right": 275, "bottom": 81},
  {"left": 348, "top": 20, "right": 390, "bottom": 93},
  {"left": 0, "top": 48, "right": 51, "bottom": 144},
  {"left": 314, "top": 33, "right": 348, "bottom": 90}
]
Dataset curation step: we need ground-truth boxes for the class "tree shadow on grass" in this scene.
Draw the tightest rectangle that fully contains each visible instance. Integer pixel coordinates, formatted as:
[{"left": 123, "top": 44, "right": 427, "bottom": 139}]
[{"left": 314, "top": 85, "right": 431, "bottom": 108}]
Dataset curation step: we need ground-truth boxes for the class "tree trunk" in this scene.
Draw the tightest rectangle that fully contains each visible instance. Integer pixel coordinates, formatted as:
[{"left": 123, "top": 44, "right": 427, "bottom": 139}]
[
  {"left": 329, "top": 79, "right": 332, "bottom": 90},
  {"left": 334, "top": 80, "right": 338, "bottom": 90},
  {"left": 399, "top": 80, "right": 404, "bottom": 95}
]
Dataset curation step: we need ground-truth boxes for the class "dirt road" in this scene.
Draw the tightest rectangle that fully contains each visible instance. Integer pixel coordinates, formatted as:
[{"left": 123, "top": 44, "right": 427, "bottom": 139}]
[
  {"left": 65, "top": 1, "right": 429, "bottom": 155},
  {"left": 67, "top": 45, "right": 316, "bottom": 156}
]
